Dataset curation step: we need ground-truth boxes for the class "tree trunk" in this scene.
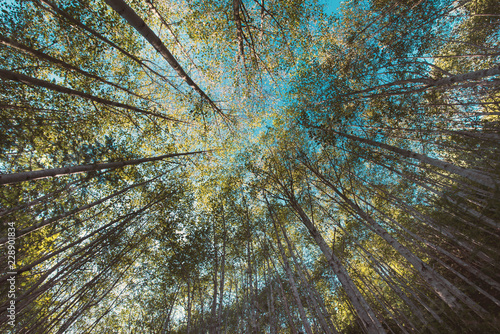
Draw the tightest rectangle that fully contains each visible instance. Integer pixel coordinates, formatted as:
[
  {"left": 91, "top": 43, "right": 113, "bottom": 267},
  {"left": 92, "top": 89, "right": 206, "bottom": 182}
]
[
  {"left": 187, "top": 278, "right": 192, "bottom": 334},
  {"left": 274, "top": 181, "right": 385, "bottom": 334},
  {"left": 37, "top": 0, "right": 178, "bottom": 88},
  {"left": 326, "top": 128, "right": 497, "bottom": 189},
  {"left": 0, "top": 150, "right": 205, "bottom": 185},
  {"left": 218, "top": 206, "right": 227, "bottom": 333},
  {"left": 0, "top": 174, "right": 162, "bottom": 244},
  {"left": 304, "top": 160, "right": 489, "bottom": 318},
  {"left": 0, "top": 69, "right": 179, "bottom": 122},
  {"left": 280, "top": 221, "right": 338, "bottom": 334},
  {"left": 211, "top": 217, "right": 218, "bottom": 334},
  {"left": 267, "top": 202, "right": 313, "bottom": 334},
  {"left": 0, "top": 35, "right": 147, "bottom": 100},
  {"left": 104, "top": 0, "right": 226, "bottom": 119}
]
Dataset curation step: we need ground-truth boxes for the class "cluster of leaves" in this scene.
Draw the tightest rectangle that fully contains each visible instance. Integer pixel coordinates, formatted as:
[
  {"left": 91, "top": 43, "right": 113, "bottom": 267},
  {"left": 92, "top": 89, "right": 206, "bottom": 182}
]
[{"left": 1, "top": 0, "right": 499, "bottom": 333}]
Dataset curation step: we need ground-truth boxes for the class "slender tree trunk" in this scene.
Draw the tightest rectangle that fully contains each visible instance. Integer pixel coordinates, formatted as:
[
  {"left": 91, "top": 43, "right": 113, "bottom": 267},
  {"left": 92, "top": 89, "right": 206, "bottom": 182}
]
[
  {"left": 211, "top": 218, "right": 218, "bottom": 334},
  {"left": 0, "top": 198, "right": 158, "bottom": 282},
  {"left": 274, "top": 266, "right": 298, "bottom": 334},
  {"left": 233, "top": 0, "right": 245, "bottom": 60},
  {"left": 161, "top": 286, "right": 179, "bottom": 334},
  {"left": 325, "top": 128, "right": 497, "bottom": 189},
  {"left": 341, "top": 65, "right": 500, "bottom": 98},
  {"left": 269, "top": 173, "right": 385, "bottom": 334},
  {"left": 267, "top": 202, "right": 313, "bottom": 334},
  {"left": 430, "top": 65, "right": 500, "bottom": 86},
  {"left": 0, "top": 35, "right": 147, "bottom": 101},
  {"left": 303, "top": 160, "right": 489, "bottom": 318},
  {"left": 0, "top": 150, "right": 205, "bottom": 185},
  {"left": 218, "top": 206, "right": 227, "bottom": 333},
  {"left": 187, "top": 278, "right": 192, "bottom": 334},
  {"left": 0, "top": 176, "right": 84, "bottom": 217},
  {"left": 36, "top": 0, "right": 178, "bottom": 89},
  {"left": 0, "top": 69, "right": 179, "bottom": 122},
  {"left": 103, "top": 0, "right": 226, "bottom": 119},
  {"left": 279, "top": 221, "right": 338, "bottom": 334},
  {"left": 354, "top": 184, "right": 500, "bottom": 292},
  {"left": 0, "top": 174, "right": 162, "bottom": 244},
  {"left": 266, "top": 259, "right": 278, "bottom": 334}
]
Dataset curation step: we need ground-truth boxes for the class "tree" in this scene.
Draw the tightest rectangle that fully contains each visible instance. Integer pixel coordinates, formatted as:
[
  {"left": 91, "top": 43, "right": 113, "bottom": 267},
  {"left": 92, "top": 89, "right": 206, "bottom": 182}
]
[{"left": 1, "top": 0, "right": 499, "bottom": 333}]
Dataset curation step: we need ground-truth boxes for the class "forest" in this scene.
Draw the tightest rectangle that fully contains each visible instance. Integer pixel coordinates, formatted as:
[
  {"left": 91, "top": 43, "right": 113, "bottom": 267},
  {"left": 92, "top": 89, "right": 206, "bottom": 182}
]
[{"left": 0, "top": 0, "right": 499, "bottom": 333}]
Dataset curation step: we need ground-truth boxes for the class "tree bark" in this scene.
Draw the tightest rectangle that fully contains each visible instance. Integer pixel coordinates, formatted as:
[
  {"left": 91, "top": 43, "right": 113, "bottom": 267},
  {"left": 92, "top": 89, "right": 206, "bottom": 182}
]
[
  {"left": 327, "top": 128, "right": 497, "bottom": 189},
  {"left": 267, "top": 202, "right": 313, "bottom": 334},
  {"left": 0, "top": 35, "right": 147, "bottom": 100},
  {"left": 303, "top": 160, "right": 489, "bottom": 318},
  {"left": 0, "top": 174, "right": 162, "bottom": 244},
  {"left": 104, "top": 0, "right": 226, "bottom": 119},
  {"left": 0, "top": 69, "right": 180, "bottom": 122},
  {"left": 286, "top": 196, "right": 386, "bottom": 334},
  {"left": 280, "top": 222, "right": 338, "bottom": 334},
  {"left": 0, "top": 150, "right": 205, "bottom": 185},
  {"left": 218, "top": 206, "right": 227, "bottom": 333}
]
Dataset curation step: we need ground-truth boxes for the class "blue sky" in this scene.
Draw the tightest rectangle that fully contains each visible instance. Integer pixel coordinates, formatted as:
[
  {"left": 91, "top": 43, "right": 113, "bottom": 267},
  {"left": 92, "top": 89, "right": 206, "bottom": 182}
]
[{"left": 321, "top": 0, "right": 343, "bottom": 14}]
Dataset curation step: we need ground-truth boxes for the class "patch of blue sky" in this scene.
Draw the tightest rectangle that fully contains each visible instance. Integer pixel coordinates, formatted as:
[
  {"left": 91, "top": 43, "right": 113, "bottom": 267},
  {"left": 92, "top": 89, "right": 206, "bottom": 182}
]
[{"left": 319, "top": 0, "right": 344, "bottom": 15}]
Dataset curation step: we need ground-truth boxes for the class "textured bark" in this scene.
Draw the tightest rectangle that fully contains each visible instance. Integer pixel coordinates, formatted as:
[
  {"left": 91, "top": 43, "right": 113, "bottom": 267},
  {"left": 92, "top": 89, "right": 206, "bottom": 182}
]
[
  {"left": 0, "top": 175, "right": 161, "bottom": 244},
  {"left": 104, "top": 0, "right": 226, "bottom": 119},
  {"left": 328, "top": 129, "right": 497, "bottom": 189},
  {"left": 0, "top": 150, "right": 205, "bottom": 185},
  {"left": 266, "top": 260, "right": 278, "bottom": 334},
  {"left": 267, "top": 202, "right": 313, "bottom": 334},
  {"left": 233, "top": 0, "right": 246, "bottom": 60},
  {"left": 304, "top": 161, "right": 489, "bottom": 318},
  {"left": 0, "top": 69, "right": 180, "bottom": 122},
  {"left": 0, "top": 35, "right": 147, "bottom": 100},
  {"left": 270, "top": 176, "right": 386, "bottom": 334}
]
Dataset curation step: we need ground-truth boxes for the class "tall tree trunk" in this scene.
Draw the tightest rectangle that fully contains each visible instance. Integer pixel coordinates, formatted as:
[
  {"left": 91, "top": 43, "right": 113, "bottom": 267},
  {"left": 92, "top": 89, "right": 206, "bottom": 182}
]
[
  {"left": 103, "top": 0, "right": 226, "bottom": 119},
  {"left": 0, "top": 69, "right": 179, "bottom": 122},
  {"left": 0, "top": 35, "right": 147, "bottom": 101},
  {"left": 279, "top": 220, "right": 338, "bottom": 334},
  {"left": 233, "top": 0, "right": 245, "bottom": 61},
  {"left": 325, "top": 128, "right": 497, "bottom": 189},
  {"left": 161, "top": 286, "right": 179, "bottom": 334},
  {"left": 217, "top": 206, "right": 227, "bottom": 333},
  {"left": 430, "top": 65, "right": 500, "bottom": 86},
  {"left": 0, "top": 150, "right": 205, "bottom": 185},
  {"left": 267, "top": 201, "right": 313, "bottom": 334},
  {"left": 274, "top": 263, "right": 299, "bottom": 334},
  {"left": 0, "top": 174, "right": 162, "bottom": 244},
  {"left": 271, "top": 176, "right": 385, "bottom": 334},
  {"left": 211, "top": 217, "right": 218, "bottom": 334},
  {"left": 36, "top": 0, "right": 178, "bottom": 88},
  {"left": 187, "top": 278, "right": 192, "bottom": 334},
  {"left": 303, "top": 159, "right": 489, "bottom": 318}
]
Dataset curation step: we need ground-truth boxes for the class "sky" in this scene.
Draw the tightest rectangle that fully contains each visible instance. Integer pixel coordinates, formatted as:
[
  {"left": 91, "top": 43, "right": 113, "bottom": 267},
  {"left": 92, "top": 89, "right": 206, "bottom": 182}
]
[{"left": 321, "top": 0, "right": 343, "bottom": 15}]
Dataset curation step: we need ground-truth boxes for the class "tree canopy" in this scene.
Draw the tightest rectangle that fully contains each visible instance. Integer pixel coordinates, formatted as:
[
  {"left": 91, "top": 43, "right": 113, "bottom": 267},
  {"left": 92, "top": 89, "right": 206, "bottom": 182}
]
[{"left": 1, "top": 0, "right": 499, "bottom": 333}]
